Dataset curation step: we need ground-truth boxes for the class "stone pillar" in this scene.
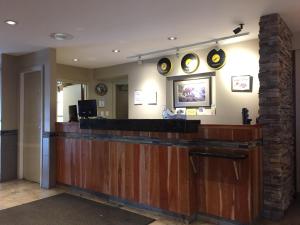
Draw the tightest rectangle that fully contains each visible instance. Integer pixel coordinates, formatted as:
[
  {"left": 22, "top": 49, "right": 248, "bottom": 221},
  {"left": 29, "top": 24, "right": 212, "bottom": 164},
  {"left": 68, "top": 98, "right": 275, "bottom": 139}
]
[{"left": 259, "top": 14, "right": 295, "bottom": 219}]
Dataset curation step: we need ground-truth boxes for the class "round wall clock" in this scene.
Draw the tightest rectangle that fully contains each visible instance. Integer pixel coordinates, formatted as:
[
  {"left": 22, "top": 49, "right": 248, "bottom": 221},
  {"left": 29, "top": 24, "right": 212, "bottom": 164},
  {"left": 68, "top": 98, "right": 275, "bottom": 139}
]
[
  {"left": 181, "top": 53, "right": 199, "bottom": 73},
  {"left": 207, "top": 48, "right": 226, "bottom": 69},
  {"left": 95, "top": 83, "right": 108, "bottom": 96},
  {"left": 157, "top": 57, "right": 172, "bottom": 75}
]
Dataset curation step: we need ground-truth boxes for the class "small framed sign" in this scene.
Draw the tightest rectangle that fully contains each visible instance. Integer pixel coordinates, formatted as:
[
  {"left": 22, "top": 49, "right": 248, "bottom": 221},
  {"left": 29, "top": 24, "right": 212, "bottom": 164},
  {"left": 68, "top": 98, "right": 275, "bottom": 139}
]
[{"left": 231, "top": 75, "right": 253, "bottom": 92}]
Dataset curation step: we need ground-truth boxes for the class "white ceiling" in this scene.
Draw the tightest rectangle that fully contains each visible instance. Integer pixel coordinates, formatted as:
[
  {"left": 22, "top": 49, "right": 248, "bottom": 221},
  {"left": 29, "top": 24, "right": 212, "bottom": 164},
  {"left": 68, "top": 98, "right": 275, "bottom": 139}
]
[{"left": 0, "top": 0, "right": 300, "bottom": 68}]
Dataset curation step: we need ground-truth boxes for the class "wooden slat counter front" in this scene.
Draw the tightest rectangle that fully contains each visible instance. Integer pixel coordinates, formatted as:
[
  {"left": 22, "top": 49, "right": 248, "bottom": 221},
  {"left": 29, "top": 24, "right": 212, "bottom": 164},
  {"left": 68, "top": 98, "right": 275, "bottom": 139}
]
[{"left": 55, "top": 122, "right": 262, "bottom": 224}]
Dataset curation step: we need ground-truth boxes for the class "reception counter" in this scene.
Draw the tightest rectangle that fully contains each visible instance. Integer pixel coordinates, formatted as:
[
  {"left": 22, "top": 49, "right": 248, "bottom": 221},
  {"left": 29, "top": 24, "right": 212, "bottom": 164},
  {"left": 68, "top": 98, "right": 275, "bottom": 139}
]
[{"left": 55, "top": 120, "right": 262, "bottom": 224}]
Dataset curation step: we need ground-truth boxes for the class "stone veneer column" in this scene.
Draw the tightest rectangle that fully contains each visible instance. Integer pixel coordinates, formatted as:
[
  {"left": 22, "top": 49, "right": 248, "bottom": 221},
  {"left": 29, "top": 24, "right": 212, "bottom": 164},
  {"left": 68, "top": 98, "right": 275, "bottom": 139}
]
[{"left": 259, "top": 14, "right": 295, "bottom": 219}]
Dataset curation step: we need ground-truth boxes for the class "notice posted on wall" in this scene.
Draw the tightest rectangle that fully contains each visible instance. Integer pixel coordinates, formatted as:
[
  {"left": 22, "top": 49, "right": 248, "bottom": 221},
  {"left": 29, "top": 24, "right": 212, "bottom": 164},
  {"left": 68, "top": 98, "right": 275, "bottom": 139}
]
[{"left": 134, "top": 90, "right": 144, "bottom": 105}]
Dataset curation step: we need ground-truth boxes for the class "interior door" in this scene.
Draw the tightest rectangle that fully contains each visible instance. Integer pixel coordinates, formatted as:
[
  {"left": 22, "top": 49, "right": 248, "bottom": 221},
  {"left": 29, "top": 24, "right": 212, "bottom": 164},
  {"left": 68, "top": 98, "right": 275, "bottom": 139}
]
[
  {"left": 116, "top": 84, "right": 128, "bottom": 119},
  {"left": 22, "top": 71, "right": 42, "bottom": 183}
]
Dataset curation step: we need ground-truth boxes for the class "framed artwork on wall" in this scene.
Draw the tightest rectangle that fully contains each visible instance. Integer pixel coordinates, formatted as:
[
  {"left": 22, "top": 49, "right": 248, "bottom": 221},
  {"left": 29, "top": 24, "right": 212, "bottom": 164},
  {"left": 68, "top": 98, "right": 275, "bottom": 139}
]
[
  {"left": 231, "top": 75, "right": 253, "bottom": 92},
  {"left": 173, "top": 77, "right": 211, "bottom": 108}
]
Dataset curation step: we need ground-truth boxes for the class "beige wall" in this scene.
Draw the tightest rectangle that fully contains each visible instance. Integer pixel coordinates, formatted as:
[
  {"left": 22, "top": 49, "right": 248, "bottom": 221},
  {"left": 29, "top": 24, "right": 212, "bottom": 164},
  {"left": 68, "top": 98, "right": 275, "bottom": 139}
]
[
  {"left": 18, "top": 48, "right": 57, "bottom": 132},
  {"left": 1, "top": 54, "right": 19, "bottom": 130},
  {"left": 92, "top": 39, "right": 259, "bottom": 124},
  {"left": 57, "top": 64, "right": 93, "bottom": 84},
  {"left": 1, "top": 49, "right": 57, "bottom": 130},
  {"left": 293, "top": 31, "right": 300, "bottom": 50},
  {"left": 88, "top": 76, "right": 128, "bottom": 119},
  {"left": 293, "top": 33, "right": 300, "bottom": 194}
]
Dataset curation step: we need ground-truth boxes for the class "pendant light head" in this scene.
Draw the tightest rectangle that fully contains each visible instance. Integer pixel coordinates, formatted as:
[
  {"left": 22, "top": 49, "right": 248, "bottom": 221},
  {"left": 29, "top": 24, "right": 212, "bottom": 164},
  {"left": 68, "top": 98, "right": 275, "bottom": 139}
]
[
  {"left": 214, "top": 40, "right": 220, "bottom": 50},
  {"left": 176, "top": 48, "right": 180, "bottom": 58}
]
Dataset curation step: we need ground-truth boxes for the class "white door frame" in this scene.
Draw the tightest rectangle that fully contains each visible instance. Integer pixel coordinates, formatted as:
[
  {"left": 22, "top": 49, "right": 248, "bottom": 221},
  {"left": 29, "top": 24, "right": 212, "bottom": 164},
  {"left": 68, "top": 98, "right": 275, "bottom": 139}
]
[{"left": 19, "top": 65, "right": 44, "bottom": 184}]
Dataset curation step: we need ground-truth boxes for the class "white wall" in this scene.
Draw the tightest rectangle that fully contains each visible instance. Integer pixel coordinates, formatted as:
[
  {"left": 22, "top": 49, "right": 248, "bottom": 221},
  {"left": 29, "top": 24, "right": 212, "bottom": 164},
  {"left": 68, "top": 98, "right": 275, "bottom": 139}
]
[{"left": 92, "top": 39, "right": 259, "bottom": 124}]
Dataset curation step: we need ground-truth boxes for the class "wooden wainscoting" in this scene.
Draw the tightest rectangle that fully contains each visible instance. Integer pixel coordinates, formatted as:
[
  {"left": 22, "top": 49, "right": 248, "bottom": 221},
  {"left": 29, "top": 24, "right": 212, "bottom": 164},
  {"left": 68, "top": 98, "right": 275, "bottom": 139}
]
[
  {"left": 55, "top": 122, "right": 262, "bottom": 224},
  {"left": 56, "top": 136, "right": 196, "bottom": 216}
]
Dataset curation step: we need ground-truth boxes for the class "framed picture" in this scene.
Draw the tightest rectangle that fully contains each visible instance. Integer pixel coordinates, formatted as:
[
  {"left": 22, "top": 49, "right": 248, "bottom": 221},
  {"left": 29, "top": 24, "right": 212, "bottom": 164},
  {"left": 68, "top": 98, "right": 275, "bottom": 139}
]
[
  {"left": 231, "top": 75, "right": 253, "bottom": 92},
  {"left": 173, "top": 77, "right": 211, "bottom": 108}
]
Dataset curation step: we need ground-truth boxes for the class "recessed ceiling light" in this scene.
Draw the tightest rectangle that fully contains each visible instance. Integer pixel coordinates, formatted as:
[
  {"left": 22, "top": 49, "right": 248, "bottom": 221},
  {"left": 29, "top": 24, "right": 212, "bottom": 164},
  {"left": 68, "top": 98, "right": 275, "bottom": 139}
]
[
  {"left": 50, "top": 32, "right": 74, "bottom": 41},
  {"left": 4, "top": 20, "right": 18, "bottom": 26},
  {"left": 112, "top": 49, "right": 120, "bottom": 53},
  {"left": 73, "top": 58, "right": 79, "bottom": 62},
  {"left": 168, "top": 36, "right": 177, "bottom": 41}
]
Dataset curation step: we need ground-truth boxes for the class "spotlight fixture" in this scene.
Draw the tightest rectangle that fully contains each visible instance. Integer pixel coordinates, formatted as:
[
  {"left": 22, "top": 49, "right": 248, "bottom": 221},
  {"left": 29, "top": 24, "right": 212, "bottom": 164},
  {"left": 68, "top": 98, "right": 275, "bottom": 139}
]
[
  {"left": 233, "top": 24, "right": 244, "bottom": 35},
  {"left": 112, "top": 49, "right": 120, "bottom": 53},
  {"left": 4, "top": 20, "right": 18, "bottom": 26},
  {"left": 137, "top": 56, "right": 143, "bottom": 65},
  {"left": 73, "top": 58, "right": 79, "bottom": 62},
  {"left": 50, "top": 32, "right": 74, "bottom": 41},
  {"left": 168, "top": 36, "right": 177, "bottom": 41},
  {"left": 176, "top": 48, "right": 180, "bottom": 58},
  {"left": 214, "top": 40, "right": 220, "bottom": 50}
]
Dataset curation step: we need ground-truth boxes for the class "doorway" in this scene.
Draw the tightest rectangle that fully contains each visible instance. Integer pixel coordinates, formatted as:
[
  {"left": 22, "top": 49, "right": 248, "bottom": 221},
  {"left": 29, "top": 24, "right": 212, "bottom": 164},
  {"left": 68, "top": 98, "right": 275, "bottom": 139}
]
[
  {"left": 57, "top": 81, "right": 87, "bottom": 122},
  {"left": 115, "top": 84, "right": 128, "bottom": 119},
  {"left": 20, "top": 70, "right": 43, "bottom": 183}
]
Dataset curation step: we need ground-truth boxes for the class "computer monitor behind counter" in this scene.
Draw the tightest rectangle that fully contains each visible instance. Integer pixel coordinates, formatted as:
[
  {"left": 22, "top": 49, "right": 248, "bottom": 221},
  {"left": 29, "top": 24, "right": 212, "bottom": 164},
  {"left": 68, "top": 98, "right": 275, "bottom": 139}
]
[
  {"left": 78, "top": 100, "right": 97, "bottom": 118},
  {"left": 69, "top": 105, "right": 79, "bottom": 122}
]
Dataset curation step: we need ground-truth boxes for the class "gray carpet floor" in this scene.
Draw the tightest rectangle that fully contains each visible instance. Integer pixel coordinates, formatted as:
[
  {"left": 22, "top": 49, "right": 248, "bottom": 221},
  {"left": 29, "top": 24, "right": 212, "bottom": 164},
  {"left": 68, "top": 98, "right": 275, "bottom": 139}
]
[{"left": 0, "top": 193, "right": 154, "bottom": 225}]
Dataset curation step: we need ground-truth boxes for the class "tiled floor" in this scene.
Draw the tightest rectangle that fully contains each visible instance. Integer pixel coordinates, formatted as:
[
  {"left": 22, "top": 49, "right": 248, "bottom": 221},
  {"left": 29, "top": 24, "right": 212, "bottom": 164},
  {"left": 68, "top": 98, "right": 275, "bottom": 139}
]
[
  {"left": 1, "top": 180, "right": 299, "bottom": 225},
  {"left": 0, "top": 180, "right": 211, "bottom": 225},
  {"left": 0, "top": 180, "right": 63, "bottom": 210}
]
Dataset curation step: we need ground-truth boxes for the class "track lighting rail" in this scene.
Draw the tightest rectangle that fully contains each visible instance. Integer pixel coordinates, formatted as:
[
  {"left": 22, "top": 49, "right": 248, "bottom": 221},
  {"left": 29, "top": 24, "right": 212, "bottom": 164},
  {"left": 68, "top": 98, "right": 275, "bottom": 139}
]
[{"left": 127, "top": 32, "right": 250, "bottom": 60}]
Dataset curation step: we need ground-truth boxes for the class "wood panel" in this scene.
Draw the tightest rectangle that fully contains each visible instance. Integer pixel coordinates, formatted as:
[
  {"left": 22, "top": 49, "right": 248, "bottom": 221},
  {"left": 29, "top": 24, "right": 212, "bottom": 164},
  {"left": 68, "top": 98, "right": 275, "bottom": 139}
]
[
  {"left": 193, "top": 147, "right": 261, "bottom": 224},
  {"left": 55, "top": 122, "right": 262, "bottom": 224},
  {"left": 55, "top": 136, "right": 195, "bottom": 216}
]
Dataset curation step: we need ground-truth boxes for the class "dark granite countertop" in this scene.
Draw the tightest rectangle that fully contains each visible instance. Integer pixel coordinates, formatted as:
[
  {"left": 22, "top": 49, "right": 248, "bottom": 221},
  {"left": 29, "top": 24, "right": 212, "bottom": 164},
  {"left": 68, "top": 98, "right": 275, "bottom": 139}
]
[{"left": 80, "top": 119, "right": 201, "bottom": 133}]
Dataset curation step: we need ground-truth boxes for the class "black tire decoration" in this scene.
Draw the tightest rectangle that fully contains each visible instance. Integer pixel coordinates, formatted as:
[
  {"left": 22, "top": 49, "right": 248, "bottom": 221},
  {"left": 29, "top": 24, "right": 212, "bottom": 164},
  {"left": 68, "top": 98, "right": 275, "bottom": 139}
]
[
  {"left": 181, "top": 53, "right": 199, "bottom": 73},
  {"left": 157, "top": 57, "right": 172, "bottom": 75},
  {"left": 95, "top": 83, "right": 108, "bottom": 96},
  {"left": 207, "top": 48, "right": 226, "bottom": 70}
]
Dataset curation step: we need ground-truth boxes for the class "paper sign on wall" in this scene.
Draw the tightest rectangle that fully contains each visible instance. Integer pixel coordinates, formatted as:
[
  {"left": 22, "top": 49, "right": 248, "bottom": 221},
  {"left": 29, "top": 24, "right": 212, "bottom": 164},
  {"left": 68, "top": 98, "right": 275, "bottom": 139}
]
[
  {"left": 186, "top": 108, "right": 197, "bottom": 116},
  {"left": 147, "top": 91, "right": 157, "bottom": 105},
  {"left": 134, "top": 90, "right": 143, "bottom": 105}
]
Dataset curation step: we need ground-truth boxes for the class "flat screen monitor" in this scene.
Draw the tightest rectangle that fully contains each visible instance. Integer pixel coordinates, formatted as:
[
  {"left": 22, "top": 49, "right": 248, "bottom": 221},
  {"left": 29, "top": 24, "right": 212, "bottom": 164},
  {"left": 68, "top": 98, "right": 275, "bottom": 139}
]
[
  {"left": 78, "top": 100, "right": 97, "bottom": 118},
  {"left": 69, "top": 105, "right": 78, "bottom": 122}
]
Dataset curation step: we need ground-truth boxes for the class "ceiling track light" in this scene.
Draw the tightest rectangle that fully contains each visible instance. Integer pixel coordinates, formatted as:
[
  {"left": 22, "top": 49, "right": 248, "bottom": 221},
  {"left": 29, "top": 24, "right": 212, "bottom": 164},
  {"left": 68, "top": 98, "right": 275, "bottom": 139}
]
[
  {"left": 176, "top": 48, "right": 180, "bottom": 58},
  {"left": 137, "top": 56, "right": 143, "bottom": 65},
  {"left": 112, "top": 49, "right": 120, "bottom": 53},
  {"left": 214, "top": 40, "right": 220, "bottom": 50},
  {"left": 128, "top": 32, "right": 249, "bottom": 60},
  {"left": 233, "top": 24, "right": 244, "bottom": 35}
]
